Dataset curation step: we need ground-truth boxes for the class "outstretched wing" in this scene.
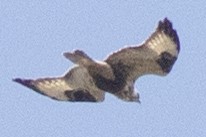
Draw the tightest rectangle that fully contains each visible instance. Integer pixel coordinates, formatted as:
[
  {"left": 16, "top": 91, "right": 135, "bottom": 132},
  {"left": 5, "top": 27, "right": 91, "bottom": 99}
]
[
  {"left": 13, "top": 66, "right": 105, "bottom": 102},
  {"left": 104, "top": 18, "right": 180, "bottom": 101}
]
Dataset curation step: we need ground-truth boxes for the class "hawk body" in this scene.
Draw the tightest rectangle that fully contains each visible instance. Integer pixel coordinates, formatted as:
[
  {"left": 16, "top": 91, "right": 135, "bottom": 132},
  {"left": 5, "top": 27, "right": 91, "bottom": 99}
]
[{"left": 13, "top": 18, "right": 180, "bottom": 102}]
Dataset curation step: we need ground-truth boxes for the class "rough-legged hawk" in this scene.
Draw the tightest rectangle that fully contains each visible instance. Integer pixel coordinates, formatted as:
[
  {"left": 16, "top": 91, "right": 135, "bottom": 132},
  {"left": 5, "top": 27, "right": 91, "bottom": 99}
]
[{"left": 13, "top": 18, "right": 180, "bottom": 102}]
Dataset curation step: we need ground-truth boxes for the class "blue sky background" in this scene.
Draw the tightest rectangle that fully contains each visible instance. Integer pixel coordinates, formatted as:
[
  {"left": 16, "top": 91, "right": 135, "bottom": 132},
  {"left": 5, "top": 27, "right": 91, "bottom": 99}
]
[{"left": 1, "top": 1, "right": 206, "bottom": 137}]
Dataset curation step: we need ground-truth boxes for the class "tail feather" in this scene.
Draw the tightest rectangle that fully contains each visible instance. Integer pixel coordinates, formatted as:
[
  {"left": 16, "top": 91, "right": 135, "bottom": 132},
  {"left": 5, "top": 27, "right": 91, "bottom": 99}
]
[{"left": 63, "top": 50, "right": 95, "bottom": 66}]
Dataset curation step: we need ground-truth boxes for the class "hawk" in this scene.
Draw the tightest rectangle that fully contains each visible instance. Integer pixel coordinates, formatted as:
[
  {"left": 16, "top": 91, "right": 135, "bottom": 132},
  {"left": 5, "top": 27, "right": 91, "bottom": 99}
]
[{"left": 13, "top": 18, "right": 180, "bottom": 102}]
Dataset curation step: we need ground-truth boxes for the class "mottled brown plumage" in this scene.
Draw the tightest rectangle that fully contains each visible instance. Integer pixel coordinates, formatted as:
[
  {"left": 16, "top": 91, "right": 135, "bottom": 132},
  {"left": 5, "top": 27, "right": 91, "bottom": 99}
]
[{"left": 13, "top": 18, "right": 180, "bottom": 102}]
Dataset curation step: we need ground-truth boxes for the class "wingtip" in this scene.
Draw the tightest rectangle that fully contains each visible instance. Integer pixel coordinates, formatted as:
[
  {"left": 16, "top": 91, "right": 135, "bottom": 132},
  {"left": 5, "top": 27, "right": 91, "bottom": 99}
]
[
  {"left": 157, "top": 18, "right": 180, "bottom": 53},
  {"left": 12, "top": 78, "right": 33, "bottom": 87},
  {"left": 12, "top": 78, "right": 23, "bottom": 83}
]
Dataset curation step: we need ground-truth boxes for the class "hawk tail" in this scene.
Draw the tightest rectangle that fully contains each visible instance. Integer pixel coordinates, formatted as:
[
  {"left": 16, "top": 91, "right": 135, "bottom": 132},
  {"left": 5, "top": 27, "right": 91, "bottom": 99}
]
[{"left": 63, "top": 50, "right": 95, "bottom": 66}]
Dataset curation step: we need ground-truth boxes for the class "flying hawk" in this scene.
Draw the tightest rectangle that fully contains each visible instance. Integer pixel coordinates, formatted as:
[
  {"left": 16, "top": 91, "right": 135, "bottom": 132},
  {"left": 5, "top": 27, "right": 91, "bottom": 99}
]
[{"left": 13, "top": 18, "right": 180, "bottom": 102}]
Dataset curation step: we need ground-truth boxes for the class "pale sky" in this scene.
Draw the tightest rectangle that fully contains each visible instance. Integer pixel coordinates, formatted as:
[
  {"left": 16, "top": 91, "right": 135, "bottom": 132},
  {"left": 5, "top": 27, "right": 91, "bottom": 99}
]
[{"left": 1, "top": 1, "right": 206, "bottom": 137}]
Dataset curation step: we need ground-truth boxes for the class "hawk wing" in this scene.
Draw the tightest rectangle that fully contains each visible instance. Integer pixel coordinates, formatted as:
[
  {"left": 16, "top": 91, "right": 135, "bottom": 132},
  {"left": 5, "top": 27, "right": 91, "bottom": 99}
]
[
  {"left": 104, "top": 18, "right": 180, "bottom": 101},
  {"left": 13, "top": 66, "right": 105, "bottom": 102}
]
